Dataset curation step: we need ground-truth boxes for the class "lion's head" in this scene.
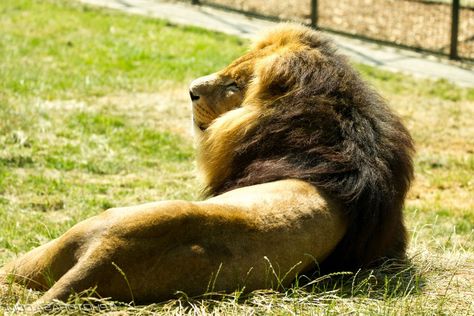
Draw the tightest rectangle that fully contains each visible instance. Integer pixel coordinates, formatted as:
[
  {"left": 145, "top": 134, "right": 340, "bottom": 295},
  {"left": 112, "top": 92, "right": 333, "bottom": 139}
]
[{"left": 189, "top": 24, "right": 414, "bottom": 272}]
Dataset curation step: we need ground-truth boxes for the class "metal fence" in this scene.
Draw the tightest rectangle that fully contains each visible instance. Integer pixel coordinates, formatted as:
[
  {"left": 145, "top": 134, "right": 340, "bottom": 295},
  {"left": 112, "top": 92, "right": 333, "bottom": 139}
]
[{"left": 189, "top": 0, "right": 474, "bottom": 61}]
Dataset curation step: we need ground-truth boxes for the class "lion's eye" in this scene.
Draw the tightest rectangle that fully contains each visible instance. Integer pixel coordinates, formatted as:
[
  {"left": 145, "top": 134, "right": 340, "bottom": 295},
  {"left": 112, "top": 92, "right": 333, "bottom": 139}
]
[{"left": 225, "top": 82, "right": 239, "bottom": 92}]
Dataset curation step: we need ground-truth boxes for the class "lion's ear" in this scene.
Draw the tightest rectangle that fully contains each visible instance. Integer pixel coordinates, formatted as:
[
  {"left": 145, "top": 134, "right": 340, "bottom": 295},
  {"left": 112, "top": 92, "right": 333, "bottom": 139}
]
[{"left": 255, "top": 52, "right": 297, "bottom": 96}]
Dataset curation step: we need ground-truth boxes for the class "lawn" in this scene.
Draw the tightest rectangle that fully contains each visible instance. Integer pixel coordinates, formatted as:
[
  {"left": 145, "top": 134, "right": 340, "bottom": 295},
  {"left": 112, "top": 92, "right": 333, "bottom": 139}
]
[{"left": 1, "top": 0, "right": 473, "bottom": 314}]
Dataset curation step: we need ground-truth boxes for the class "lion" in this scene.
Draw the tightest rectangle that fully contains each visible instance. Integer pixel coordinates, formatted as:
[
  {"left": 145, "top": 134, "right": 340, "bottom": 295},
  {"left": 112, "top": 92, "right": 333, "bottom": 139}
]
[{"left": 0, "top": 23, "right": 414, "bottom": 304}]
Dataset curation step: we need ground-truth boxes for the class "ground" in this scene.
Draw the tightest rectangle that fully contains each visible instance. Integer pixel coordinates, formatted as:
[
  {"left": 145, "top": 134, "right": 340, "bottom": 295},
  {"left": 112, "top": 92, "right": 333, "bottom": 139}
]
[
  {"left": 204, "top": 0, "right": 474, "bottom": 59},
  {"left": 0, "top": 0, "right": 473, "bottom": 314}
]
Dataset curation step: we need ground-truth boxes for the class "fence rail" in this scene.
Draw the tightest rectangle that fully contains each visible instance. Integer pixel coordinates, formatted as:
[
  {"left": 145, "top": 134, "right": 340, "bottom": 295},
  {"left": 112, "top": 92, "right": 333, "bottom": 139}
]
[{"left": 189, "top": 0, "right": 474, "bottom": 61}]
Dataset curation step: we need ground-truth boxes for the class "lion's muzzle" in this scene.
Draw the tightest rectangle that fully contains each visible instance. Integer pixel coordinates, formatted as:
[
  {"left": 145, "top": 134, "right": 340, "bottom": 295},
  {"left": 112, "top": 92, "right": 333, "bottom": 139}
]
[
  {"left": 189, "top": 73, "right": 245, "bottom": 134},
  {"left": 189, "top": 73, "right": 222, "bottom": 131}
]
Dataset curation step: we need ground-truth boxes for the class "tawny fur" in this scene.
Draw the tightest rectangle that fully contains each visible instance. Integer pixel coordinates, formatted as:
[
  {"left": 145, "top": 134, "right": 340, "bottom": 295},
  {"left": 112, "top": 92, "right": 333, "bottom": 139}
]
[{"left": 0, "top": 23, "right": 413, "bottom": 303}]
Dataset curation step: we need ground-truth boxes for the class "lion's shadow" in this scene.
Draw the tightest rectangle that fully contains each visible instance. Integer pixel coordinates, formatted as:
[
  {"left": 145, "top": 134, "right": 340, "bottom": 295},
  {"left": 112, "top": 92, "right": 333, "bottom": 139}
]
[
  {"left": 173, "top": 259, "right": 425, "bottom": 310},
  {"left": 296, "top": 259, "right": 425, "bottom": 299}
]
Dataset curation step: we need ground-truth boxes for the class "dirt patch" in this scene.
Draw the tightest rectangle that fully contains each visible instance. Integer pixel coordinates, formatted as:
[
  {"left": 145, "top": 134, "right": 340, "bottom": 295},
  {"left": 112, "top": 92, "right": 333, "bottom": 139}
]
[
  {"left": 94, "top": 87, "right": 193, "bottom": 139},
  {"left": 202, "top": 0, "right": 474, "bottom": 59},
  {"left": 36, "top": 86, "right": 194, "bottom": 140}
]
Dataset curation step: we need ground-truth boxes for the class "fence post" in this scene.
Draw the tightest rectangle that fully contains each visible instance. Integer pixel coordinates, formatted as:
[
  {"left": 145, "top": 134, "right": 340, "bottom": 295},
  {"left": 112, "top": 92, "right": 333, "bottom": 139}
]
[
  {"left": 191, "top": 0, "right": 199, "bottom": 5},
  {"left": 450, "top": 0, "right": 460, "bottom": 59},
  {"left": 310, "top": 0, "right": 318, "bottom": 28}
]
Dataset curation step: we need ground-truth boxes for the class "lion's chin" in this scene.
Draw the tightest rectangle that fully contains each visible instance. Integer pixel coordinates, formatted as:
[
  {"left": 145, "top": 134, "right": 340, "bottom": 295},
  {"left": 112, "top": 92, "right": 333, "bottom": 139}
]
[
  {"left": 192, "top": 118, "right": 206, "bottom": 139},
  {"left": 195, "top": 121, "right": 207, "bottom": 132}
]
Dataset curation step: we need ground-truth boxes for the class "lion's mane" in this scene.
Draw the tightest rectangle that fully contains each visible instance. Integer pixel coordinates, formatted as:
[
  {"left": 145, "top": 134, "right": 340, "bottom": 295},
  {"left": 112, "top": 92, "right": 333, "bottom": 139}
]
[{"left": 204, "top": 26, "right": 415, "bottom": 272}]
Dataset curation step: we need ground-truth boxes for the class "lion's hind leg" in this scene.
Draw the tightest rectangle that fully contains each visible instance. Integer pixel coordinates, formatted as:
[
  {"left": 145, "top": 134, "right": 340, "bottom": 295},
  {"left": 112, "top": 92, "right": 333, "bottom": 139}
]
[
  {"left": 1, "top": 213, "right": 108, "bottom": 295},
  {"left": 31, "top": 257, "right": 101, "bottom": 305},
  {"left": 1, "top": 241, "right": 59, "bottom": 291},
  {"left": 0, "top": 235, "right": 84, "bottom": 293}
]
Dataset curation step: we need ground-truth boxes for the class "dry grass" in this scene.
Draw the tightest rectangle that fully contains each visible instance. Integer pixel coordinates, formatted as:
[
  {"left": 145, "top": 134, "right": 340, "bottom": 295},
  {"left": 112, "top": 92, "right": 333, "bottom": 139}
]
[{"left": 399, "top": 95, "right": 474, "bottom": 211}]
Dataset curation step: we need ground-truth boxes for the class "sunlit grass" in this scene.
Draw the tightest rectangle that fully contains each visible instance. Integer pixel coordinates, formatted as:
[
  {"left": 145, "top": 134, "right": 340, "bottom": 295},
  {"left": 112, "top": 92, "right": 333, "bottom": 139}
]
[{"left": 0, "top": 0, "right": 247, "bottom": 99}]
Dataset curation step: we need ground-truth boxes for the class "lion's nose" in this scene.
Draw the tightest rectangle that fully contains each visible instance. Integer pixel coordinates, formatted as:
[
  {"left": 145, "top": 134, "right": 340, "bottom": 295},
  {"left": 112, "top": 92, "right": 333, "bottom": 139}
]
[
  {"left": 189, "top": 73, "right": 219, "bottom": 102},
  {"left": 189, "top": 91, "right": 200, "bottom": 101}
]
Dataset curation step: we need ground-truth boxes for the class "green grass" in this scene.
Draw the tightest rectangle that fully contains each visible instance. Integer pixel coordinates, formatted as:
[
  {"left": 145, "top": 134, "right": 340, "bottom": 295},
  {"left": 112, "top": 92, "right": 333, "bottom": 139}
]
[
  {"left": 0, "top": 0, "right": 246, "bottom": 99},
  {"left": 1, "top": 0, "right": 473, "bottom": 314}
]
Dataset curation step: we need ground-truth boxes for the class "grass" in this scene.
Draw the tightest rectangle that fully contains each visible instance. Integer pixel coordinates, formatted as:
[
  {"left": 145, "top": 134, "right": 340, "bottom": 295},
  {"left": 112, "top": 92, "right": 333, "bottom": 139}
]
[
  {"left": 0, "top": 0, "right": 246, "bottom": 99},
  {"left": 1, "top": 0, "right": 473, "bottom": 314}
]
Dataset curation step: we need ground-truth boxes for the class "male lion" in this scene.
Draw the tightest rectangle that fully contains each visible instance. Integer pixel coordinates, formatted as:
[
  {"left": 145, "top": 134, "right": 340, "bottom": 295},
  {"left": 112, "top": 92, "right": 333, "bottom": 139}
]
[{"left": 0, "top": 24, "right": 414, "bottom": 304}]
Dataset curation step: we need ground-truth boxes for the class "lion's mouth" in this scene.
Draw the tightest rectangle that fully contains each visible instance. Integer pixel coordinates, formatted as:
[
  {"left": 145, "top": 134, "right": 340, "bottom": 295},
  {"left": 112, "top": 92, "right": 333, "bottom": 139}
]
[{"left": 194, "top": 119, "right": 208, "bottom": 131}]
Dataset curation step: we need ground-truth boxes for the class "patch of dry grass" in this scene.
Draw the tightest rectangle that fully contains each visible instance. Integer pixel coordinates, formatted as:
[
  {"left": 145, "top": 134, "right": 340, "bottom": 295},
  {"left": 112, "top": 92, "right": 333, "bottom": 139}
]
[{"left": 398, "top": 95, "right": 474, "bottom": 212}]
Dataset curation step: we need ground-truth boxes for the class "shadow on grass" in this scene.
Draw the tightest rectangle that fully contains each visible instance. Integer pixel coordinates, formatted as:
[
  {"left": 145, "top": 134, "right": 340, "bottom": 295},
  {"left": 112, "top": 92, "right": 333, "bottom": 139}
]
[
  {"left": 156, "top": 259, "right": 426, "bottom": 313},
  {"left": 298, "top": 259, "right": 425, "bottom": 299}
]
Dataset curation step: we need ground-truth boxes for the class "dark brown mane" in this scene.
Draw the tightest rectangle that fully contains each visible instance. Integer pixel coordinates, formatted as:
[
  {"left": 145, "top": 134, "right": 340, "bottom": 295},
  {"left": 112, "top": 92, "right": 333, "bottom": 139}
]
[{"left": 205, "top": 31, "right": 415, "bottom": 272}]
